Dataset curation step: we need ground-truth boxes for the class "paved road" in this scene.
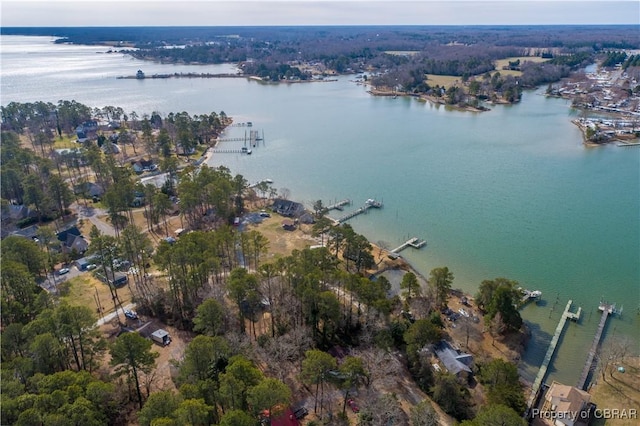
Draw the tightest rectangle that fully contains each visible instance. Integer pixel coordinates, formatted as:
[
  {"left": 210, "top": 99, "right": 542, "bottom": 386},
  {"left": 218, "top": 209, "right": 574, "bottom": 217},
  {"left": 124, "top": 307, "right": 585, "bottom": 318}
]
[{"left": 73, "top": 202, "right": 115, "bottom": 236}]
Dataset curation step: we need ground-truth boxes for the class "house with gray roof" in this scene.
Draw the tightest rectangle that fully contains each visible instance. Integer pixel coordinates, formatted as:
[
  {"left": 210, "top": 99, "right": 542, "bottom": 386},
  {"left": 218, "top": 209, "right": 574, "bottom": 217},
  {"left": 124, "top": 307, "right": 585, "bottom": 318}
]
[{"left": 434, "top": 340, "right": 473, "bottom": 379}]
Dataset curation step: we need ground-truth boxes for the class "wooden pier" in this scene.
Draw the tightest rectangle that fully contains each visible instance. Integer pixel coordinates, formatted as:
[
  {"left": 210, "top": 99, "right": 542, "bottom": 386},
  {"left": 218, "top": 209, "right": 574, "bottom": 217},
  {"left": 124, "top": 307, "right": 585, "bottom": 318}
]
[
  {"left": 526, "top": 300, "right": 579, "bottom": 415},
  {"left": 617, "top": 142, "right": 640, "bottom": 147},
  {"left": 210, "top": 149, "right": 252, "bottom": 155},
  {"left": 326, "top": 199, "right": 351, "bottom": 211},
  {"left": 390, "top": 237, "right": 427, "bottom": 253},
  {"left": 336, "top": 199, "right": 383, "bottom": 223},
  {"left": 216, "top": 137, "right": 247, "bottom": 142},
  {"left": 575, "top": 302, "right": 615, "bottom": 390}
]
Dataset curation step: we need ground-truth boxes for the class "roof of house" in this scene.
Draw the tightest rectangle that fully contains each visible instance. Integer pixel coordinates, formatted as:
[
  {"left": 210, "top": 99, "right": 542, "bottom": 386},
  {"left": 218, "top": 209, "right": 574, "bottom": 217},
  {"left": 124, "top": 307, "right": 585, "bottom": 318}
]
[
  {"left": 545, "top": 381, "right": 591, "bottom": 416},
  {"left": 4, "top": 205, "right": 36, "bottom": 221},
  {"left": 434, "top": 341, "right": 473, "bottom": 375},
  {"left": 10, "top": 224, "right": 39, "bottom": 239},
  {"left": 272, "top": 199, "right": 305, "bottom": 217}
]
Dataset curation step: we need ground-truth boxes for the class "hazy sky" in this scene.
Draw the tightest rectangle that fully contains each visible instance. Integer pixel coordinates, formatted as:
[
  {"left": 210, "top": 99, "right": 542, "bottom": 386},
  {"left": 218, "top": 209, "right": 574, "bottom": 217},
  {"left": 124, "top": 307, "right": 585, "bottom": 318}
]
[{"left": 2, "top": 0, "right": 638, "bottom": 27}]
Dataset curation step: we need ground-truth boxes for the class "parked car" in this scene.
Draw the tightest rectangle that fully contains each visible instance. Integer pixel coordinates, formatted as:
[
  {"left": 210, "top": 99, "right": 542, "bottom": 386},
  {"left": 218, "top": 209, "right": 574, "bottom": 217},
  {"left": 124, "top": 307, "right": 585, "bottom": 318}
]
[
  {"left": 58, "top": 267, "right": 70, "bottom": 275},
  {"left": 347, "top": 399, "right": 360, "bottom": 413},
  {"left": 124, "top": 310, "right": 138, "bottom": 320}
]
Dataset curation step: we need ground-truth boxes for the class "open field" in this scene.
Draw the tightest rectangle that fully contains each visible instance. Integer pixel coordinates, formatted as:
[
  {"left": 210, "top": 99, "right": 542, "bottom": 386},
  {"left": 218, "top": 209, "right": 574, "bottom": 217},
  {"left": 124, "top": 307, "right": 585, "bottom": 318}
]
[
  {"left": 494, "top": 56, "right": 548, "bottom": 69},
  {"left": 384, "top": 50, "right": 421, "bottom": 56},
  {"left": 425, "top": 74, "right": 463, "bottom": 88}
]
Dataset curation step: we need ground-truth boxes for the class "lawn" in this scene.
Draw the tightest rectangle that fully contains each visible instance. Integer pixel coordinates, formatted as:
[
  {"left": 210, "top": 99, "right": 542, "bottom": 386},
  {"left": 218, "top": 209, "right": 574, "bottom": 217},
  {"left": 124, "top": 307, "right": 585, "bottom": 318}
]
[
  {"left": 61, "top": 273, "right": 133, "bottom": 318},
  {"left": 589, "top": 356, "right": 640, "bottom": 426},
  {"left": 244, "top": 214, "right": 317, "bottom": 261}
]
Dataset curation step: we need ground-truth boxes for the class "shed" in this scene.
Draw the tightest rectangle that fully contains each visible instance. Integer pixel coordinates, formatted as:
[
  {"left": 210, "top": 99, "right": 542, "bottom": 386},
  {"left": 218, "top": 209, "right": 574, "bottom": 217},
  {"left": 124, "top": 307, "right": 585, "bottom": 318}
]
[
  {"left": 282, "top": 219, "right": 296, "bottom": 231},
  {"left": 150, "top": 329, "right": 171, "bottom": 346}
]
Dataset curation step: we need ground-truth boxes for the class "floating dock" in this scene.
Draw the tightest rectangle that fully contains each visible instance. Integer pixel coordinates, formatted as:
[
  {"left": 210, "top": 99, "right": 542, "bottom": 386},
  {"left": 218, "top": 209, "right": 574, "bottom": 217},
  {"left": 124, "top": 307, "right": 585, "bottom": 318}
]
[
  {"left": 336, "top": 199, "right": 382, "bottom": 223},
  {"left": 575, "top": 302, "right": 616, "bottom": 390},
  {"left": 617, "top": 142, "right": 640, "bottom": 147},
  {"left": 390, "top": 237, "right": 427, "bottom": 253},
  {"left": 526, "top": 300, "right": 580, "bottom": 415}
]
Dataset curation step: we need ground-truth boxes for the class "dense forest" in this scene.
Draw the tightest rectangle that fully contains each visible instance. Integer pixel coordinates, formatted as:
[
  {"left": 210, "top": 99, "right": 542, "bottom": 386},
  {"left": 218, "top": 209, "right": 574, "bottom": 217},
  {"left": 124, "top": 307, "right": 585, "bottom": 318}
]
[{"left": 1, "top": 99, "right": 532, "bottom": 425}]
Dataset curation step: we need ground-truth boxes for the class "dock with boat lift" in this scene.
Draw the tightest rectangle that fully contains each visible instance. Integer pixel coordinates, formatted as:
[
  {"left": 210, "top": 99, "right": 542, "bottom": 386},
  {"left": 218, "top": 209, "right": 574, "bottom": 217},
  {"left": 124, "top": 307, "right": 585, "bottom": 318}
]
[
  {"left": 390, "top": 237, "right": 427, "bottom": 254},
  {"left": 526, "top": 300, "right": 581, "bottom": 417},
  {"left": 520, "top": 289, "right": 543, "bottom": 305},
  {"left": 336, "top": 199, "right": 383, "bottom": 223},
  {"left": 326, "top": 199, "right": 351, "bottom": 212},
  {"left": 575, "top": 301, "right": 617, "bottom": 390}
]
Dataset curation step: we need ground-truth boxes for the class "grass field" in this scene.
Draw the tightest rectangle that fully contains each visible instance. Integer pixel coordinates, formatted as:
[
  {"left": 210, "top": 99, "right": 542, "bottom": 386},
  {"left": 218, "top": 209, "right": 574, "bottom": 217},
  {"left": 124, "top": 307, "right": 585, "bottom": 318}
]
[{"left": 53, "top": 135, "right": 79, "bottom": 149}]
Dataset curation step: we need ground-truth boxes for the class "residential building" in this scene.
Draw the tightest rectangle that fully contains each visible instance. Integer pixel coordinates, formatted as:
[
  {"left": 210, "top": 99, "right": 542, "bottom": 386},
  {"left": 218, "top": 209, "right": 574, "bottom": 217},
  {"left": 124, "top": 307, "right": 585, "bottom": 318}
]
[{"left": 538, "top": 381, "right": 592, "bottom": 426}]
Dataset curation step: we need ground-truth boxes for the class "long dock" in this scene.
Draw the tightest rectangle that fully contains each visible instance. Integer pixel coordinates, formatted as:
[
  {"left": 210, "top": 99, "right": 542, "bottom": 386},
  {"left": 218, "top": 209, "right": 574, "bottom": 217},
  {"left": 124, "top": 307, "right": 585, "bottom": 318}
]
[
  {"left": 326, "top": 199, "right": 351, "bottom": 211},
  {"left": 526, "top": 300, "right": 578, "bottom": 414},
  {"left": 576, "top": 303, "right": 615, "bottom": 390},
  {"left": 391, "top": 237, "right": 426, "bottom": 253},
  {"left": 210, "top": 149, "right": 252, "bottom": 154},
  {"left": 336, "top": 199, "right": 382, "bottom": 223}
]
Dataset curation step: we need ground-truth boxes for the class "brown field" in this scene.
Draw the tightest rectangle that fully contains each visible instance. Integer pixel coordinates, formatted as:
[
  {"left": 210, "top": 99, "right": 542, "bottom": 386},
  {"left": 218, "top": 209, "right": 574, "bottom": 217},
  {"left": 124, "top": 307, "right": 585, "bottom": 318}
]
[
  {"left": 384, "top": 50, "right": 421, "bottom": 56},
  {"left": 494, "top": 56, "right": 548, "bottom": 69},
  {"left": 589, "top": 357, "right": 640, "bottom": 426},
  {"left": 425, "top": 74, "right": 464, "bottom": 88}
]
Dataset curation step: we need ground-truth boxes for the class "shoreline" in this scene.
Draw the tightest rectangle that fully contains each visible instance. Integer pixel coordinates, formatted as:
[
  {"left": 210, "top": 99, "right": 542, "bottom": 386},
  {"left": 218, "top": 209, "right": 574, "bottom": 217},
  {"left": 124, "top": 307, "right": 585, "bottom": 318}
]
[{"left": 366, "top": 87, "right": 491, "bottom": 113}]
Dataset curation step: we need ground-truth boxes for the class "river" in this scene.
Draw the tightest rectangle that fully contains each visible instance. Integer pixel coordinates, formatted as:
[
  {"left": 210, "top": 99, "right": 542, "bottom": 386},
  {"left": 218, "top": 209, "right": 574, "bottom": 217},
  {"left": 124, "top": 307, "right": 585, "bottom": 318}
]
[{"left": 2, "top": 35, "right": 638, "bottom": 385}]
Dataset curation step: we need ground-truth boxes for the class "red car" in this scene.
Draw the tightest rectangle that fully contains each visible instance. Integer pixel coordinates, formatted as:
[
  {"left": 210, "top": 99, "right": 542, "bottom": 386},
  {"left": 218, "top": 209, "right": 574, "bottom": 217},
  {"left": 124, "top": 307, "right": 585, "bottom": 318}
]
[{"left": 347, "top": 398, "right": 359, "bottom": 413}]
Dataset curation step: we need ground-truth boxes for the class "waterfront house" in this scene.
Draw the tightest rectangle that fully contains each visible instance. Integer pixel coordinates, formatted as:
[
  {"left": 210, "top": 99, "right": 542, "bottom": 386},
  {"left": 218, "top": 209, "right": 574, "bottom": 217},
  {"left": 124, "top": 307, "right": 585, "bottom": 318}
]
[
  {"left": 538, "top": 381, "right": 592, "bottom": 426},
  {"left": 433, "top": 340, "right": 473, "bottom": 380},
  {"left": 272, "top": 199, "right": 305, "bottom": 217}
]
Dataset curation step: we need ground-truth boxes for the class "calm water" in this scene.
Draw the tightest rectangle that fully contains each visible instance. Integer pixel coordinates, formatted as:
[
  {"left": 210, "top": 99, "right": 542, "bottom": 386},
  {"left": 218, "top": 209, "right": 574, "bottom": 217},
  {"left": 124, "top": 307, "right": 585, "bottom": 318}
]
[{"left": 2, "top": 36, "right": 638, "bottom": 385}]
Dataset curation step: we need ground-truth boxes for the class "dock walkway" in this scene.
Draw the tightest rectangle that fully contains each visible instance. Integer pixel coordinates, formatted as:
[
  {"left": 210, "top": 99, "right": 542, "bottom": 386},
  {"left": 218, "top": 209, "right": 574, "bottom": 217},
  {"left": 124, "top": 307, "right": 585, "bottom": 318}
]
[
  {"left": 526, "top": 300, "right": 578, "bottom": 415},
  {"left": 390, "top": 237, "right": 426, "bottom": 253},
  {"left": 336, "top": 199, "right": 382, "bottom": 223},
  {"left": 576, "top": 303, "right": 614, "bottom": 390},
  {"left": 210, "top": 149, "right": 252, "bottom": 155},
  {"left": 326, "top": 199, "right": 351, "bottom": 211}
]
